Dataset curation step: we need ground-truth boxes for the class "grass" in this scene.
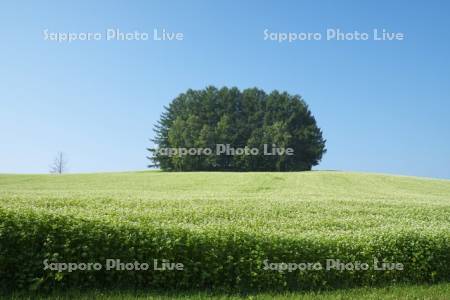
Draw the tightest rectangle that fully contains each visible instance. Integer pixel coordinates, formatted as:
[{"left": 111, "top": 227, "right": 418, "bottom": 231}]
[
  {"left": 1, "top": 171, "right": 449, "bottom": 239},
  {"left": 0, "top": 171, "right": 449, "bottom": 293},
  {"left": 2, "top": 283, "right": 450, "bottom": 299}
]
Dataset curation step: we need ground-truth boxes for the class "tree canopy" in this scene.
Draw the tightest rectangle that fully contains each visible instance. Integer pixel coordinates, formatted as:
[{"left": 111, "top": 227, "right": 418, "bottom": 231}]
[{"left": 148, "top": 86, "right": 326, "bottom": 171}]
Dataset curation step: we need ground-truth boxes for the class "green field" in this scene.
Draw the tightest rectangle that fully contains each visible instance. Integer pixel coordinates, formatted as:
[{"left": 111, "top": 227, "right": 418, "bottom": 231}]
[
  {"left": 3, "top": 283, "right": 450, "bottom": 299},
  {"left": 0, "top": 171, "right": 449, "bottom": 294}
]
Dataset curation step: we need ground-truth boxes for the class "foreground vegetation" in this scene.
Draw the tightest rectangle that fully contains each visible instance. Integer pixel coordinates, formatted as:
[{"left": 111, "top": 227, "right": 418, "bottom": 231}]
[
  {"left": 3, "top": 283, "right": 450, "bottom": 299},
  {"left": 0, "top": 171, "right": 449, "bottom": 293}
]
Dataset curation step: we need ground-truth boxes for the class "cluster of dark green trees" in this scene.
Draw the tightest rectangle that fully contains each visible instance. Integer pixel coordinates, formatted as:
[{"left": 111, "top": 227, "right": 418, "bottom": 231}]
[{"left": 148, "top": 86, "right": 326, "bottom": 171}]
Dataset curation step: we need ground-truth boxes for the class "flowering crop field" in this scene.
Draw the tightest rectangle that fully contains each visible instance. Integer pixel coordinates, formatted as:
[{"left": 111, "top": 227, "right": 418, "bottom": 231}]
[{"left": 0, "top": 171, "right": 449, "bottom": 293}]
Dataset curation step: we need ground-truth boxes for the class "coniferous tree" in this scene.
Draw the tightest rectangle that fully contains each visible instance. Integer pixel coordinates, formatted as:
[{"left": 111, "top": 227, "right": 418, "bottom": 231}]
[{"left": 148, "top": 86, "right": 326, "bottom": 171}]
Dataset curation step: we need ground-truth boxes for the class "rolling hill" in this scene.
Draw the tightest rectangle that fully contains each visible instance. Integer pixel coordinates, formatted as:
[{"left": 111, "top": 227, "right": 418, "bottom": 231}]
[{"left": 0, "top": 171, "right": 449, "bottom": 293}]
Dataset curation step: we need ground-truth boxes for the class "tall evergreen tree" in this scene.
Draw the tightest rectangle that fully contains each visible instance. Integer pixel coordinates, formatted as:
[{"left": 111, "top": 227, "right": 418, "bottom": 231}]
[{"left": 148, "top": 86, "right": 326, "bottom": 171}]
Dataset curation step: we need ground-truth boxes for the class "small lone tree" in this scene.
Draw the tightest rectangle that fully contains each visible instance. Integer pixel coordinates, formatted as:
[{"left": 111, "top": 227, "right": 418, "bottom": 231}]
[{"left": 49, "top": 152, "right": 68, "bottom": 174}]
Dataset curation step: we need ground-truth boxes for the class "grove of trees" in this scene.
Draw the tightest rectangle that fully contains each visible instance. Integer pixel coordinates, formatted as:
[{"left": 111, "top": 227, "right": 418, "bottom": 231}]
[{"left": 148, "top": 86, "right": 326, "bottom": 171}]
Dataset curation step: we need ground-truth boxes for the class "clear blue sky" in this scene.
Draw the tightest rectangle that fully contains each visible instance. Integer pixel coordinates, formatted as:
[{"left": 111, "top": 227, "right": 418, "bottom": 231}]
[{"left": 1, "top": 0, "right": 449, "bottom": 178}]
